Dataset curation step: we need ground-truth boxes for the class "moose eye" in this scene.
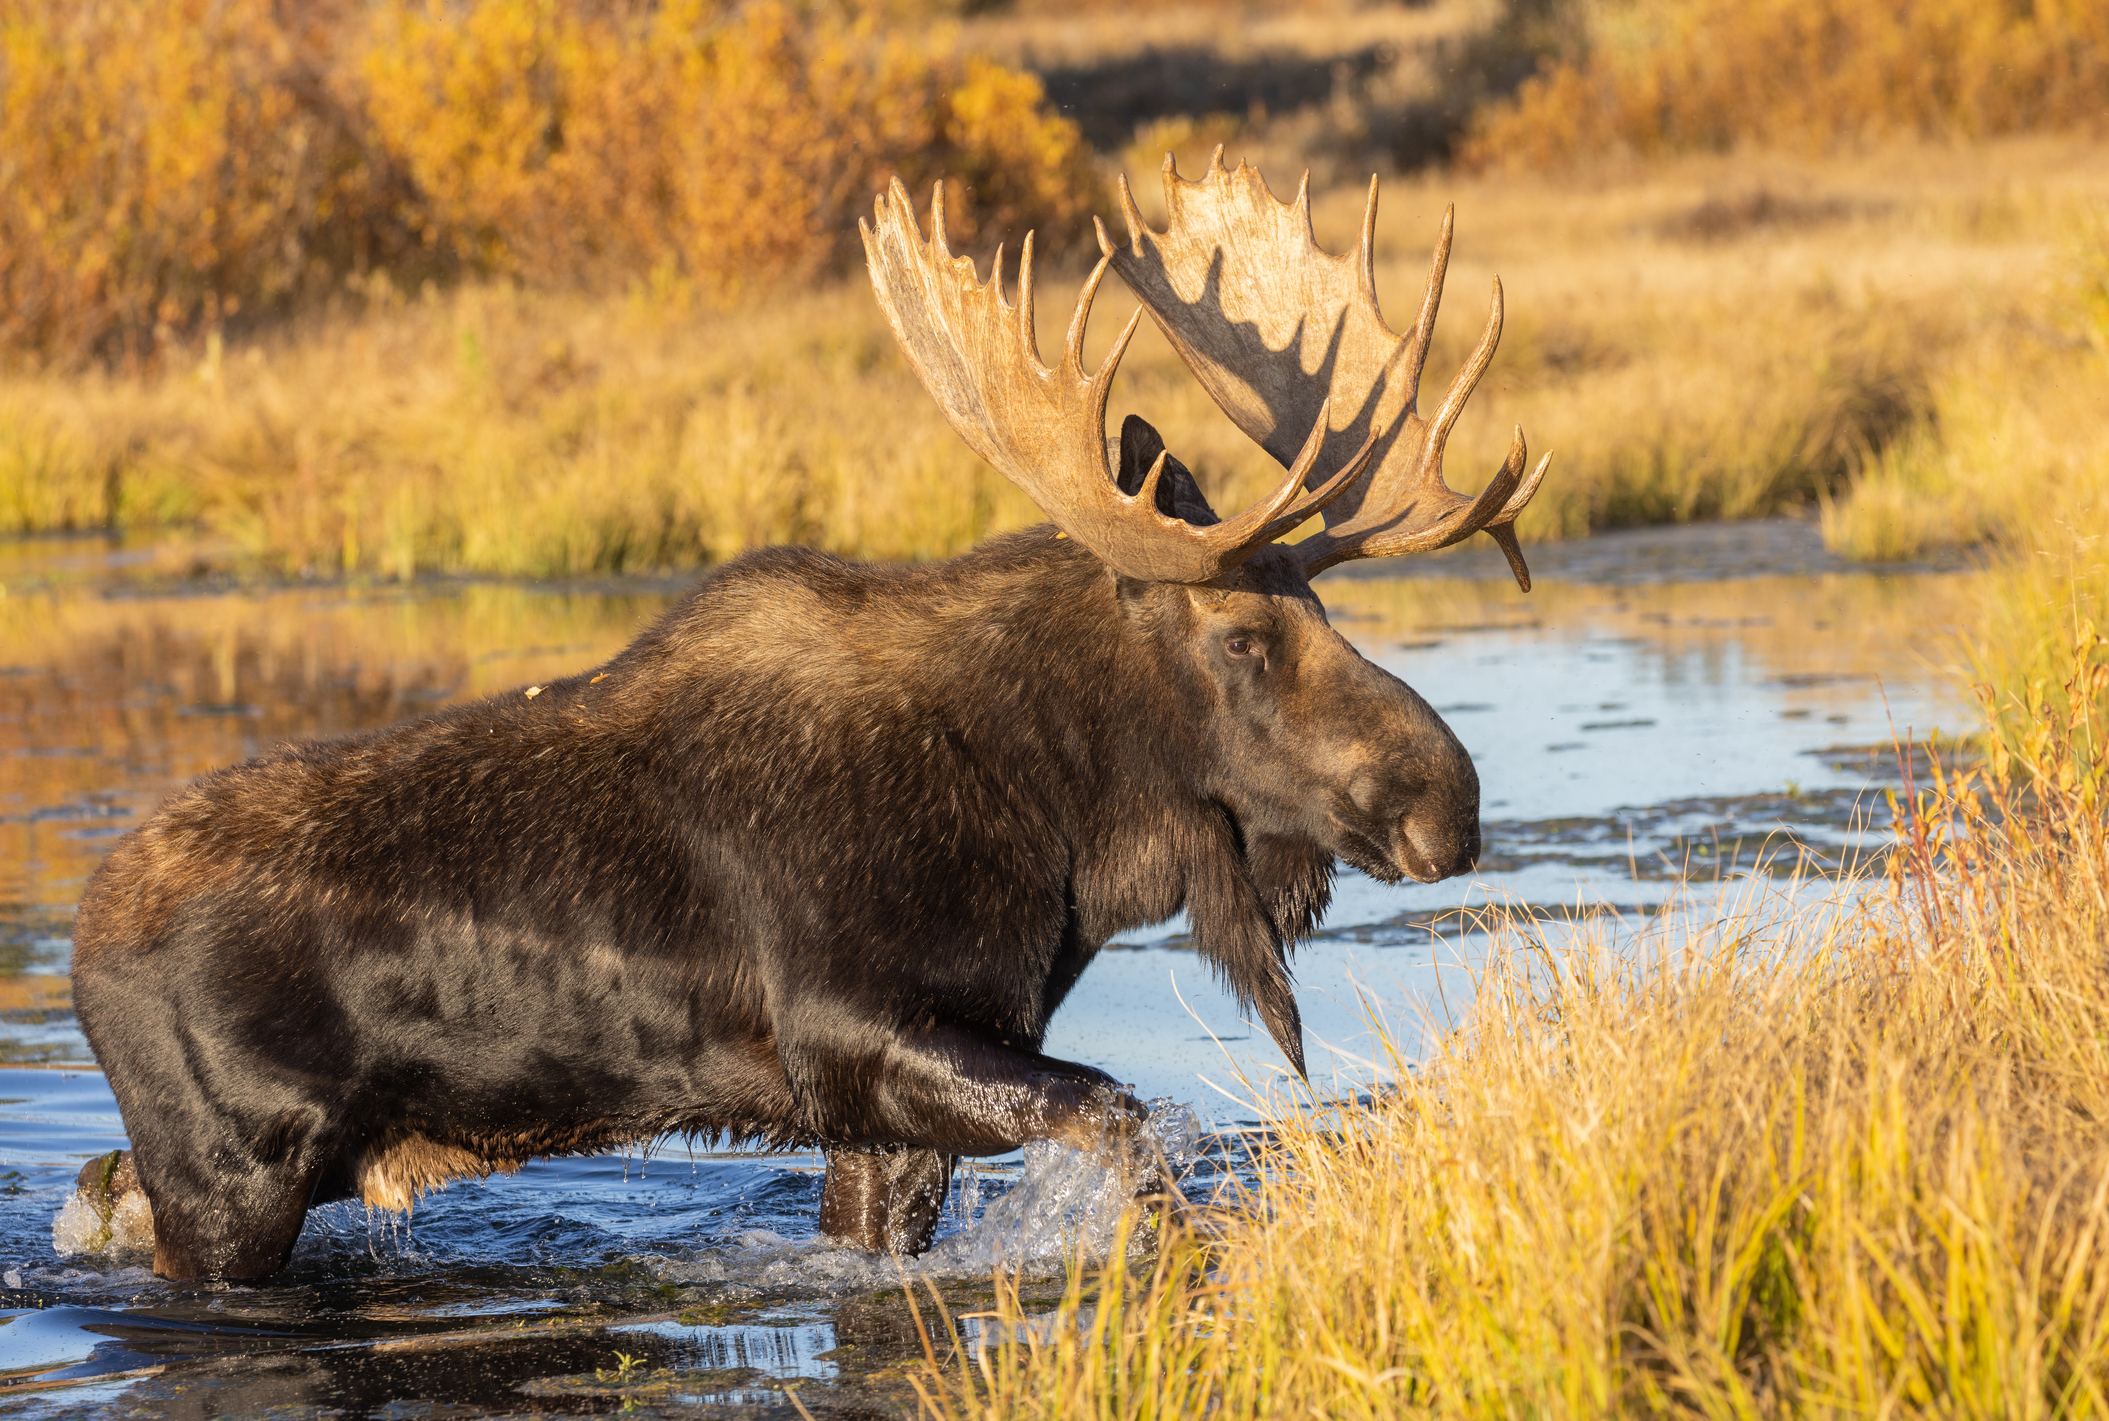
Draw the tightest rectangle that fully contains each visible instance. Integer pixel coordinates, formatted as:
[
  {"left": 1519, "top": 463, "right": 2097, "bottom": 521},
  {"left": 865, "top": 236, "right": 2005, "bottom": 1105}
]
[{"left": 1225, "top": 637, "right": 1258, "bottom": 658}]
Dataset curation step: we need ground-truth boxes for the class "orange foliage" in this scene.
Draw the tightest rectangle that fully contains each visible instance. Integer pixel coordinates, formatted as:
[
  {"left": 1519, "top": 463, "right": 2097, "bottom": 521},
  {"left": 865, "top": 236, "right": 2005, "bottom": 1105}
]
[
  {"left": 1464, "top": 0, "right": 2109, "bottom": 169},
  {"left": 0, "top": 0, "right": 1098, "bottom": 364},
  {"left": 0, "top": 0, "right": 337, "bottom": 364}
]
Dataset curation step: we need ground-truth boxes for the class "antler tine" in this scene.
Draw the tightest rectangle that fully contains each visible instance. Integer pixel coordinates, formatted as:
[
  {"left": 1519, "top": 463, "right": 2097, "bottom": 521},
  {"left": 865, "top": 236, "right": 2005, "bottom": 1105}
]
[
  {"left": 1104, "top": 161, "right": 1552, "bottom": 590},
  {"left": 1017, "top": 230, "right": 1039, "bottom": 363},
  {"left": 1417, "top": 276, "right": 1504, "bottom": 486},
  {"left": 1300, "top": 424, "right": 1527, "bottom": 574},
  {"left": 1236, "top": 398, "right": 1377, "bottom": 546},
  {"left": 1118, "top": 171, "right": 1148, "bottom": 251},
  {"left": 1478, "top": 449, "right": 1554, "bottom": 590},
  {"left": 1065, "top": 241, "right": 1119, "bottom": 385},
  {"left": 1355, "top": 175, "right": 1380, "bottom": 304},
  {"left": 1394, "top": 204, "right": 1451, "bottom": 425},
  {"left": 863, "top": 176, "right": 1369, "bottom": 585},
  {"left": 1499, "top": 449, "right": 1553, "bottom": 523}
]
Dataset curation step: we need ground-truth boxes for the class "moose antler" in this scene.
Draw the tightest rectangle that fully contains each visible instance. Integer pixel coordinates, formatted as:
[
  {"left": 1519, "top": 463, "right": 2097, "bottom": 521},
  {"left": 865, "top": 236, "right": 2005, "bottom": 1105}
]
[
  {"left": 862, "top": 178, "right": 1375, "bottom": 585},
  {"left": 1103, "top": 151, "right": 1552, "bottom": 589}
]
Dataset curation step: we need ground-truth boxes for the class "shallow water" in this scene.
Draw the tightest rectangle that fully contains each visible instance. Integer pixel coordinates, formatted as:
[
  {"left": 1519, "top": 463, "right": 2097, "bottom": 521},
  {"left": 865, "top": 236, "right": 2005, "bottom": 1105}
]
[{"left": 0, "top": 524, "right": 1978, "bottom": 1413}]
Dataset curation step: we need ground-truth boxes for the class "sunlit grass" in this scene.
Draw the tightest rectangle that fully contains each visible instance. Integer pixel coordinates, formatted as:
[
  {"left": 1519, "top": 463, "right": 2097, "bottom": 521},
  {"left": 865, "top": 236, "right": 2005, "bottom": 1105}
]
[
  {"left": 3, "top": 138, "right": 2099, "bottom": 580},
  {"left": 1820, "top": 342, "right": 2108, "bottom": 568},
  {"left": 914, "top": 630, "right": 2109, "bottom": 1414},
  {"left": 1825, "top": 205, "right": 2109, "bottom": 752}
]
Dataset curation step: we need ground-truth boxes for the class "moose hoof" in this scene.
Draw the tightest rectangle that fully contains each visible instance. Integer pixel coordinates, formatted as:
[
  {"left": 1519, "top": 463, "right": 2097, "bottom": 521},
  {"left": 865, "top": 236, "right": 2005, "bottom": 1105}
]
[{"left": 1041, "top": 1080, "right": 1148, "bottom": 1158}]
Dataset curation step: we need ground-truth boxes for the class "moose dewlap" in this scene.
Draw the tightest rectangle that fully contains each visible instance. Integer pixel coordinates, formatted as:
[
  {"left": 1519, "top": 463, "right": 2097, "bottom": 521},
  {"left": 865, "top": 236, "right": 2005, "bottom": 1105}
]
[{"left": 68, "top": 153, "right": 1549, "bottom": 1280}]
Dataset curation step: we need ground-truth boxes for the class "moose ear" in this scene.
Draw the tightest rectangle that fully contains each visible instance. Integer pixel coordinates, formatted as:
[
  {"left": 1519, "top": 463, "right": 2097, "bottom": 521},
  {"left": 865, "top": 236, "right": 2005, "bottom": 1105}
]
[{"left": 1114, "top": 415, "right": 1221, "bottom": 528}]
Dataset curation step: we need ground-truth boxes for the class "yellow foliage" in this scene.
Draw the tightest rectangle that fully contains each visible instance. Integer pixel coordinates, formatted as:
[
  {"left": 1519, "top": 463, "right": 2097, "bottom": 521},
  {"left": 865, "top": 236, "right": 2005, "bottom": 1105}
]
[
  {"left": 0, "top": 0, "right": 350, "bottom": 364},
  {"left": 0, "top": 0, "right": 1098, "bottom": 364},
  {"left": 1465, "top": 0, "right": 2109, "bottom": 169},
  {"left": 921, "top": 658, "right": 2109, "bottom": 1413}
]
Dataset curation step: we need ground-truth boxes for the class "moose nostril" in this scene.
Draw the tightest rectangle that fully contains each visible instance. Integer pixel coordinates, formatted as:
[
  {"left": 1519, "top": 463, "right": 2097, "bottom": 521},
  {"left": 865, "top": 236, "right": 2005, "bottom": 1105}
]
[
  {"left": 1396, "top": 818, "right": 1480, "bottom": 884},
  {"left": 1394, "top": 836, "right": 1438, "bottom": 883}
]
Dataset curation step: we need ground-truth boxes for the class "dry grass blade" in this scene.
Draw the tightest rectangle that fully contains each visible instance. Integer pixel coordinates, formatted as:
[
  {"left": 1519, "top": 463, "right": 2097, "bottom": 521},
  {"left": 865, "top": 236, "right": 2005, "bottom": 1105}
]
[{"left": 917, "top": 660, "right": 2109, "bottom": 1414}]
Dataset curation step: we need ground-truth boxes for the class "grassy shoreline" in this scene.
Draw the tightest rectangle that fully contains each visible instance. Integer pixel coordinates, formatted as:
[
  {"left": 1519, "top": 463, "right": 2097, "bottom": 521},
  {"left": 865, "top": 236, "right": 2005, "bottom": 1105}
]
[
  {"left": 913, "top": 630, "right": 2109, "bottom": 1416},
  {"left": 3, "top": 137, "right": 2099, "bottom": 584}
]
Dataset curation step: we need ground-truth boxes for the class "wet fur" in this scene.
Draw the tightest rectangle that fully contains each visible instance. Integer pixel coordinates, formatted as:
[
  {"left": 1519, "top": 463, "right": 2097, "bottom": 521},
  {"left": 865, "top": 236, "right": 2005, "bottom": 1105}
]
[{"left": 70, "top": 524, "right": 1351, "bottom": 1278}]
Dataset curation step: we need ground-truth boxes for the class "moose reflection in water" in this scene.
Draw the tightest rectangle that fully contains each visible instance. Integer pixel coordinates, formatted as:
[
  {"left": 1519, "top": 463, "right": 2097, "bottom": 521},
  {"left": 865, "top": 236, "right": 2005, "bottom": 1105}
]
[{"left": 65, "top": 155, "right": 1549, "bottom": 1279}]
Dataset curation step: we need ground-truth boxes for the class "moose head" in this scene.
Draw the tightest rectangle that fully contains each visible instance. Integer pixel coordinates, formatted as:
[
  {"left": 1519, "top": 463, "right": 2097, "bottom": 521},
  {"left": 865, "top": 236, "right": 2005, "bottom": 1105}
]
[{"left": 863, "top": 148, "right": 1548, "bottom": 914}]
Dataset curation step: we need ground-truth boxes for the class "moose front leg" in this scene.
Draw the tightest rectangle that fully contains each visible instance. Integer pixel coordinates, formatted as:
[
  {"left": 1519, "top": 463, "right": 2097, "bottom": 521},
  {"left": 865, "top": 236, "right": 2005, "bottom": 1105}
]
[
  {"left": 869, "top": 1030, "right": 1193, "bottom": 1247},
  {"left": 844, "top": 1026, "right": 1145, "bottom": 1157},
  {"left": 786, "top": 1023, "right": 1143, "bottom": 1158},
  {"left": 818, "top": 1145, "right": 955, "bottom": 1255},
  {"left": 787, "top": 1024, "right": 1150, "bottom": 1255}
]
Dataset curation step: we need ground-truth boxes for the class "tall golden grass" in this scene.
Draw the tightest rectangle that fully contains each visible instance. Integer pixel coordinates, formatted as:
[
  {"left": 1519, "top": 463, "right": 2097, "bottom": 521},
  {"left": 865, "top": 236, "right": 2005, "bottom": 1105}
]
[
  {"left": 915, "top": 627, "right": 2109, "bottom": 1416},
  {"left": 1465, "top": 0, "right": 2109, "bottom": 170},
  {"left": 7, "top": 140, "right": 2095, "bottom": 578},
  {"left": 0, "top": 280, "right": 1050, "bottom": 575},
  {"left": 0, "top": 0, "right": 1095, "bottom": 366},
  {"left": 1824, "top": 195, "right": 2109, "bottom": 751}
]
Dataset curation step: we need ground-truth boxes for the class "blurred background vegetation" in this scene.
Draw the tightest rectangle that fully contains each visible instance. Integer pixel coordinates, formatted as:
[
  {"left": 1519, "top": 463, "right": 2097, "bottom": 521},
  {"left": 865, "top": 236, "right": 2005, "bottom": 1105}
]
[
  {"left": 0, "top": 0, "right": 1097, "bottom": 362},
  {"left": 0, "top": 0, "right": 2104, "bottom": 599},
  {"left": 6, "top": 7, "right": 2109, "bottom": 1399}
]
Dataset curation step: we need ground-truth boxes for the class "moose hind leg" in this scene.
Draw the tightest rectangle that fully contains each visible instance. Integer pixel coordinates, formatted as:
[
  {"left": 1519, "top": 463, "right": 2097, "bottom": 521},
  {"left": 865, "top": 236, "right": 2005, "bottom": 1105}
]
[{"left": 818, "top": 1146, "right": 955, "bottom": 1256}]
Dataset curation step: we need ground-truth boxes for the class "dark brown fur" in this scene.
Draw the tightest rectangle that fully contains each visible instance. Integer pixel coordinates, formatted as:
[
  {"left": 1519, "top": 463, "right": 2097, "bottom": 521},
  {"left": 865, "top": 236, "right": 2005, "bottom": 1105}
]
[{"left": 71, "top": 451, "right": 1481, "bottom": 1278}]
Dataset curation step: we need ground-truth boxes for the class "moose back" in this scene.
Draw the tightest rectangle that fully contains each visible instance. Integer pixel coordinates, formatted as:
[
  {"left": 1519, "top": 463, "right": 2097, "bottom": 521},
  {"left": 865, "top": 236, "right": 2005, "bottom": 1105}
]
[{"left": 70, "top": 155, "right": 1549, "bottom": 1279}]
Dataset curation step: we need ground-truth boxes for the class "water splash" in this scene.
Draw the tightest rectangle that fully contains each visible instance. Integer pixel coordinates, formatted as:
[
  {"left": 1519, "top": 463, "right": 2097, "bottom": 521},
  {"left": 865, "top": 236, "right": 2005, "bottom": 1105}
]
[
  {"left": 643, "top": 1098, "right": 1206, "bottom": 1296},
  {"left": 49, "top": 1184, "right": 152, "bottom": 1260},
  {"left": 920, "top": 1097, "right": 1202, "bottom": 1275},
  {"left": 28, "top": 1101, "right": 1207, "bottom": 1305}
]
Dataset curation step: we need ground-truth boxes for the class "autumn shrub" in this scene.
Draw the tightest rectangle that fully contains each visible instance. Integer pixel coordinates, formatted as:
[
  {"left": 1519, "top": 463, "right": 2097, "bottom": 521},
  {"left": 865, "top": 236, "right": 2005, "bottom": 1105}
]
[
  {"left": 1463, "top": 0, "right": 2109, "bottom": 169},
  {"left": 0, "top": 0, "right": 404, "bottom": 367},
  {"left": 358, "top": 0, "right": 1097, "bottom": 293},
  {"left": 0, "top": 0, "right": 1098, "bottom": 365}
]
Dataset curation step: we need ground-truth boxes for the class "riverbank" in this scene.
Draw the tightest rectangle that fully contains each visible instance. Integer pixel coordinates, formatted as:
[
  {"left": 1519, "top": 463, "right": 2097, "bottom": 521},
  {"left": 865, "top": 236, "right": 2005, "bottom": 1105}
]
[
  {"left": 4, "top": 137, "right": 2099, "bottom": 582},
  {"left": 920, "top": 620, "right": 2109, "bottom": 1417}
]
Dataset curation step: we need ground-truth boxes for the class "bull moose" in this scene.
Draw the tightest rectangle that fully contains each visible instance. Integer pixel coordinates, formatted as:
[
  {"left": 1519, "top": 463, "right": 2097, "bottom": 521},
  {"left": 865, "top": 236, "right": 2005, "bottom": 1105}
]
[{"left": 69, "top": 154, "right": 1549, "bottom": 1279}]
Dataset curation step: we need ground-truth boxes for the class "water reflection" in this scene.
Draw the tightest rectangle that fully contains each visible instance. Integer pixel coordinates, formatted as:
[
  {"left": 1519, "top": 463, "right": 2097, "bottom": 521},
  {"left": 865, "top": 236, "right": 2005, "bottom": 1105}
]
[
  {"left": 0, "top": 531, "right": 1981, "bottom": 1413},
  {"left": 2, "top": 565, "right": 673, "bottom": 965}
]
